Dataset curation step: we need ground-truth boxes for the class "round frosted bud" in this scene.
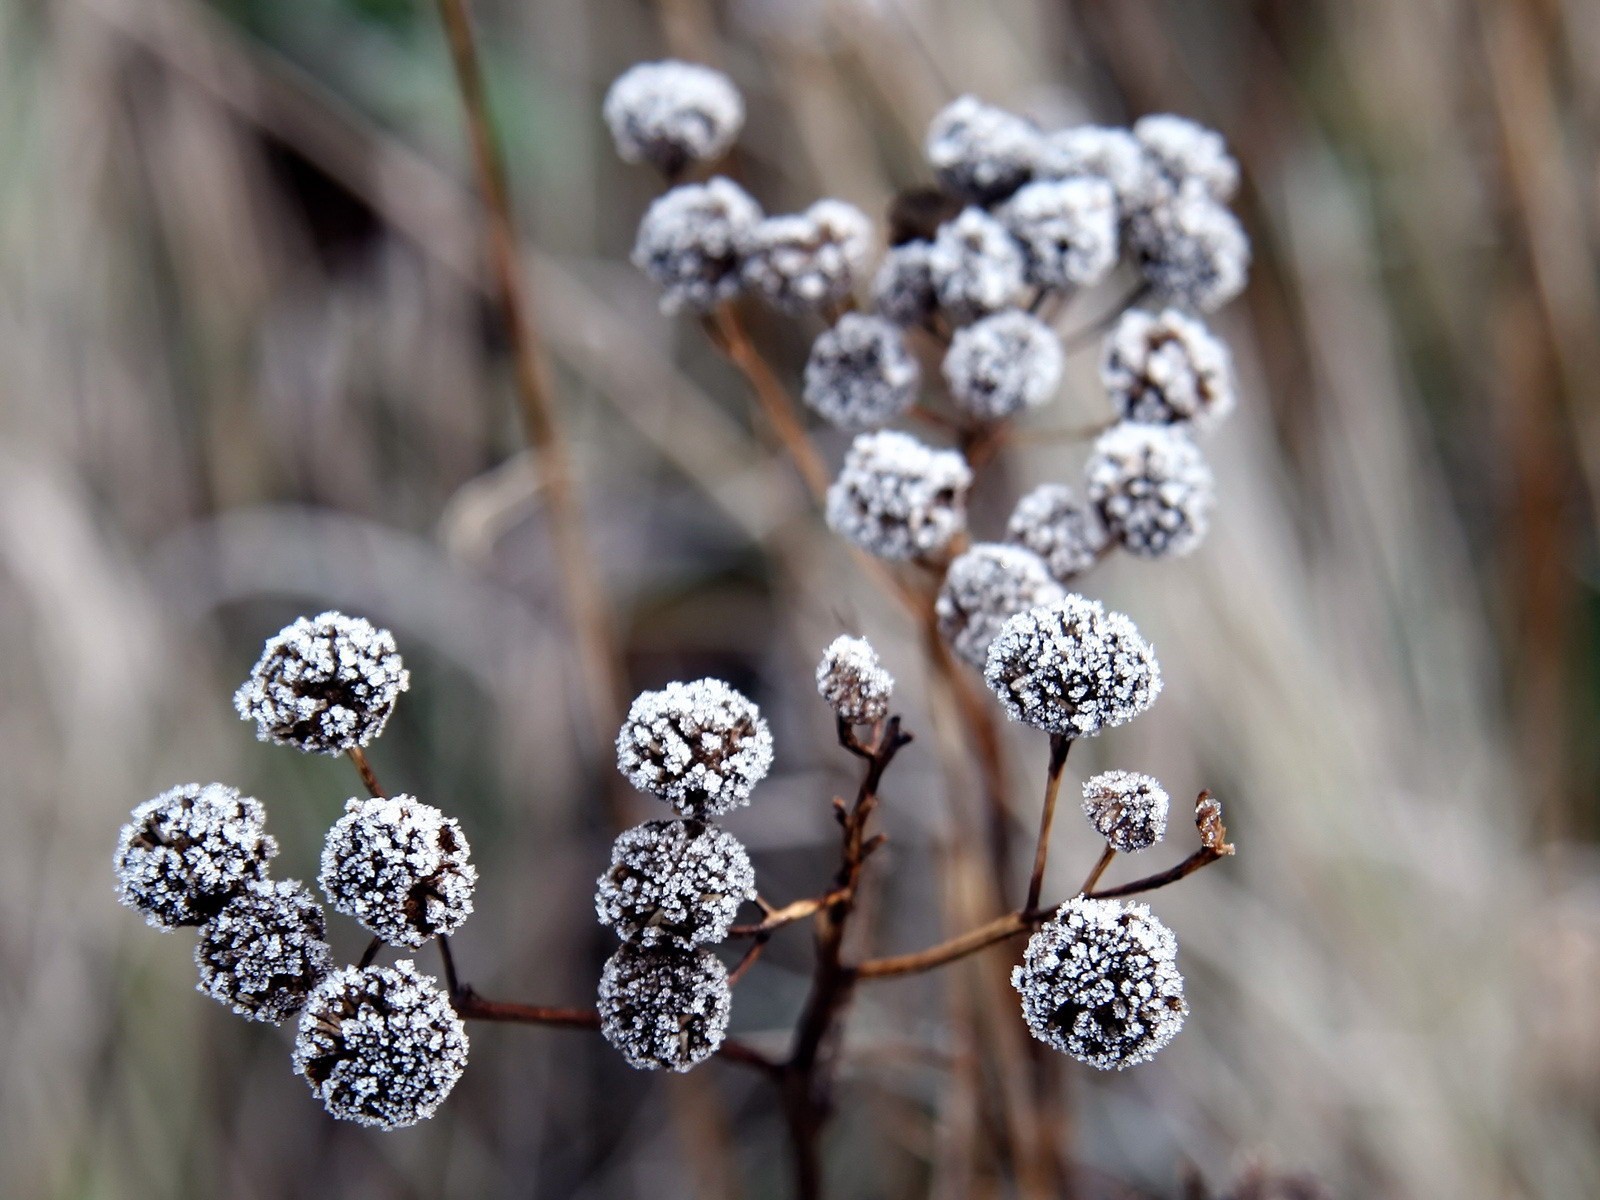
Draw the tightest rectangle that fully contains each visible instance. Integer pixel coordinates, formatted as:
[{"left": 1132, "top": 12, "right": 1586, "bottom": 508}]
[
  {"left": 1012, "top": 896, "right": 1187, "bottom": 1070},
  {"left": 196, "top": 879, "right": 332, "bottom": 1023},
  {"left": 943, "top": 309, "right": 1064, "bottom": 421},
  {"left": 924, "top": 95, "right": 1043, "bottom": 203},
  {"left": 872, "top": 240, "right": 939, "bottom": 327},
  {"left": 741, "top": 200, "right": 873, "bottom": 314},
  {"left": 633, "top": 178, "right": 763, "bottom": 313},
  {"left": 595, "top": 820, "right": 756, "bottom": 948},
  {"left": 114, "top": 783, "right": 278, "bottom": 930},
  {"left": 293, "top": 960, "right": 467, "bottom": 1130},
  {"left": 598, "top": 944, "right": 731, "bottom": 1072},
  {"left": 1102, "top": 308, "right": 1235, "bottom": 434},
  {"left": 1133, "top": 113, "right": 1238, "bottom": 202},
  {"left": 1036, "top": 124, "right": 1156, "bottom": 218},
  {"left": 234, "top": 612, "right": 409, "bottom": 756},
  {"left": 603, "top": 60, "right": 744, "bottom": 175},
  {"left": 936, "top": 544, "right": 1064, "bottom": 669},
  {"left": 1085, "top": 422, "right": 1214, "bottom": 559},
  {"left": 1081, "top": 770, "right": 1169, "bottom": 852},
  {"left": 998, "top": 177, "right": 1119, "bottom": 290},
  {"left": 929, "top": 208, "right": 1026, "bottom": 324},
  {"left": 1127, "top": 182, "right": 1250, "bottom": 312},
  {"left": 983, "top": 595, "right": 1162, "bottom": 737},
  {"left": 616, "top": 679, "right": 774, "bottom": 818},
  {"left": 1006, "top": 483, "right": 1110, "bottom": 582},
  {"left": 803, "top": 314, "right": 919, "bottom": 430},
  {"left": 825, "top": 430, "right": 973, "bottom": 561},
  {"left": 815, "top": 634, "right": 894, "bottom": 725},
  {"left": 319, "top": 795, "right": 476, "bottom": 948}
]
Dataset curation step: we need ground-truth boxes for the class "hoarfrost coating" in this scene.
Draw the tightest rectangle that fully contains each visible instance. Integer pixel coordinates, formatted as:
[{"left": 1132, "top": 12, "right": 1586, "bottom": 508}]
[
  {"left": 195, "top": 878, "right": 332, "bottom": 1023},
  {"left": 924, "top": 95, "right": 1043, "bottom": 203},
  {"left": 1102, "top": 308, "right": 1236, "bottom": 433},
  {"left": 1081, "top": 770, "right": 1170, "bottom": 853},
  {"left": 1127, "top": 180, "right": 1250, "bottom": 311},
  {"left": 998, "top": 177, "right": 1119, "bottom": 289},
  {"left": 632, "top": 178, "right": 763, "bottom": 313},
  {"left": 825, "top": 431, "right": 973, "bottom": 561},
  {"left": 803, "top": 314, "right": 919, "bottom": 429},
  {"left": 1006, "top": 483, "right": 1110, "bottom": 582},
  {"left": 603, "top": 60, "right": 744, "bottom": 175},
  {"left": 929, "top": 207, "right": 1026, "bottom": 323},
  {"left": 1086, "top": 422, "right": 1215, "bottom": 559},
  {"left": 598, "top": 944, "right": 732, "bottom": 1071},
  {"left": 942, "top": 309, "right": 1064, "bottom": 420},
  {"left": 741, "top": 199, "right": 873, "bottom": 314},
  {"left": 815, "top": 635, "right": 894, "bottom": 725},
  {"left": 595, "top": 820, "right": 756, "bottom": 948},
  {"left": 616, "top": 679, "right": 774, "bottom": 818},
  {"left": 871, "top": 240, "right": 939, "bottom": 327},
  {"left": 936, "top": 544, "right": 1064, "bottom": 669},
  {"left": 1132, "top": 113, "right": 1239, "bottom": 202}
]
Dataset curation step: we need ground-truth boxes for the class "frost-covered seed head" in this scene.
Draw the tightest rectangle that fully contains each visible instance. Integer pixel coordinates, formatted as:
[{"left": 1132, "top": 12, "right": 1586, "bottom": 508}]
[
  {"left": 1102, "top": 308, "right": 1236, "bottom": 434},
  {"left": 598, "top": 944, "right": 731, "bottom": 1072},
  {"left": 319, "top": 795, "right": 476, "bottom": 948},
  {"left": 616, "top": 679, "right": 774, "bottom": 818},
  {"left": 741, "top": 200, "right": 873, "bottom": 314},
  {"left": 632, "top": 178, "right": 763, "bottom": 313},
  {"left": 998, "top": 178, "right": 1119, "bottom": 289},
  {"left": 196, "top": 879, "right": 332, "bottom": 1023},
  {"left": 595, "top": 820, "right": 756, "bottom": 948},
  {"left": 1127, "top": 182, "right": 1250, "bottom": 311},
  {"left": 1085, "top": 422, "right": 1214, "bottom": 558},
  {"left": 1035, "top": 125, "right": 1156, "bottom": 218},
  {"left": 936, "top": 544, "right": 1064, "bottom": 669},
  {"left": 1006, "top": 483, "right": 1110, "bottom": 582},
  {"left": 234, "top": 612, "right": 409, "bottom": 756},
  {"left": 872, "top": 240, "right": 939, "bottom": 327},
  {"left": 603, "top": 60, "right": 744, "bottom": 175},
  {"left": 929, "top": 208, "right": 1027, "bottom": 324},
  {"left": 803, "top": 314, "right": 920, "bottom": 429},
  {"left": 815, "top": 635, "right": 894, "bottom": 725},
  {"left": 825, "top": 431, "right": 973, "bottom": 561},
  {"left": 1133, "top": 114, "right": 1238, "bottom": 202},
  {"left": 114, "top": 783, "right": 278, "bottom": 929},
  {"left": 1012, "top": 896, "right": 1187, "bottom": 1069},
  {"left": 984, "top": 595, "right": 1162, "bottom": 736},
  {"left": 1081, "top": 770, "right": 1170, "bottom": 852},
  {"left": 943, "top": 310, "right": 1064, "bottom": 421},
  {"left": 293, "top": 960, "right": 467, "bottom": 1130},
  {"left": 924, "top": 95, "right": 1044, "bottom": 203}
]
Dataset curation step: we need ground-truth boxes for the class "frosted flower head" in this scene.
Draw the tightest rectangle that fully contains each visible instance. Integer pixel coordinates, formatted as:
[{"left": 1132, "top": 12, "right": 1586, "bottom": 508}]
[
  {"left": 937, "top": 544, "right": 1064, "bottom": 669},
  {"left": 925, "top": 95, "right": 1043, "bottom": 203},
  {"left": 598, "top": 944, "right": 731, "bottom": 1072},
  {"left": 632, "top": 178, "right": 762, "bottom": 313},
  {"left": 1036, "top": 125, "right": 1156, "bottom": 218},
  {"left": 1128, "top": 182, "right": 1250, "bottom": 311},
  {"left": 943, "top": 310, "right": 1064, "bottom": 421},
  {"left": 319, "top": 795, "right": 476, "bottom": 948},
  {"left": 234, "top": 612, "right": 409, "bottom": 756},
  {"left": 114, "top": 783, "right": 278, "bottom": 929},
  {"left": 803, "top": 314, "right": 920, "bottom": 429},
  {"left": 595, "top": 820, "right": 756, "bottom": 948},
  {"left": 293, "top": 960, "right": 467, "bottom": 1130},
  {"left": 1133, "top": 113, "right": 1238, "bottom": 202},
  {"left": 872, "top": 240, "right": 939, "bottom": 327},
  {"left": 1006, "top": 483, "right": 1110, "bottom": 582},
  {"left": 998, "top": 177, "right": 1119, "bottom": 289},
  {"left": 1085, "top": 422, "right": 1214, "bottom": 559},
  {"left": 815, "top": 634, "right": 894, "bottom": 725},
  {"left": 929, "top": 208, "right": 1027, "bottom": 324},
  {"left": 196, "top": 879, "right": 332, "bottom": 1023},
  {"left": 603, "top": 60, "right": 744, "bottom": 175},
  {"left": 616, "top": 679, "right": 774, "bottom": 818},
  {"left": 825, "top": 430, "right": 973, "bottom": 561},
  {"left": 984, "top": 595, "right": 1162, "bottom": 736},
  {"left": 741, "top": 200, "right": 873, "bottom": 314},
  {"left": 1102, "top": 308, "right": 1236, "bottom": 434},
  {"left": 1012, "top": 896, "right": 1187, "bottom": 1069},
  {"left": 1081, "top": 770, "right": 1169, "bottom": 852}
]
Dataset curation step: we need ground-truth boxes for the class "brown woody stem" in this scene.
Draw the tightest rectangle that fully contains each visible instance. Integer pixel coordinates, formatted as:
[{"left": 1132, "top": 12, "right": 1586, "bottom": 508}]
[
  {"left": 346, "top": 746, "right": 385, "bottom": 800},
  {"left": 1025, "top": 735, "right": 1073, "bottom": 913}
]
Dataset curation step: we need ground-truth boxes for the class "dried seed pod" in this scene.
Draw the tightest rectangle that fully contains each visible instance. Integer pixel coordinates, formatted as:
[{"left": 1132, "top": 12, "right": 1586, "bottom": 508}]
[
  {"left": 1102, "top": 308, "right": 1236, "bottom": 434},
  {"left": 825, "top": 430, "right": 973, "bottom": 561},
  {"left": 998, "top": 177, "right": 1119, "bottom": 290},
  {"left": 803, "top": 314, "right": 920, "bottom": 430},
  {"left": 925, "top": 95, "right": 1043, "bottom": 204},
  {"left": 1035, "top": 124, "right": 1155, "bottom": 218},
  {"left": 1085, "top": 422, "right": 1215, "bottom": 559},
  {"left": 616, "top": 679, "right": 774, "bottom": 818},
  {"left": 1005, "top": 483, "right": 1110, "bottom": 582},
  {"left": 598, "top": 944, "right": 732, "bottom": 1072},
  {"left": 633, "top": 178, "right": 763, "bottom": 313},
  {"left": 942, "top": 309, "right": 1064, "bottom": 421},
  {"left": 815, "top": 635, "right": 894, "bottom": 725},
  {"left": 741, "top": 200, "right": 873, "bottom": 314},
  {"left": 872, "top": 240, "right": 939, "bottom": 327},
  {"left": 1081, "top": 770, "right": 1170, "bottom": 852},
  {"left": 928, "top": 208, "right": 1026, "bottom": 324},
  {"left": 603, "top": 60, "right": 743, "bottom": 175},
  {"left": 1133, "top": 113, "right": 1238, "bottom": 202},
  {"left": 1127, "top": 181, "right": 1250, "bottom": 312},
  {"left": 196, "top": 879, "right": 332, "bottom": 1023},
  {"left": 936, "top": 544, "right": 1064, "bottom": 669},
  {"left": 595, "top": 820, "right": 756, "bottom": 948}
]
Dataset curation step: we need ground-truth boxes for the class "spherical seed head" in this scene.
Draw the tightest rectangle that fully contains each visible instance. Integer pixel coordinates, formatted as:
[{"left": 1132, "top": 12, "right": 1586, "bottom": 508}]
[
  {"left": 114, "top": 783, "right": 278, "bottom": 929},
  {"left": 983, "top": 595, "right": 1162, "bottom": 736},
  {"left": 741, "top": 200, "right": 873, "bottom": 314},
  {"left": 234, "top": 612, "right": 409, "bottom": 756},
  {"left": 1102, "top": 308, "right": 1236, "bottom": 434},
  {"left": 942, "top": 309, "right": 1064, "bottom": 421},
  {"left": 929, "top": 208, "right": 1026, "bottom": 324},
  {"left": 1127, "top": 181, "right": 1250, "bottom": 312},
  {"left": 632, "top": 178, "right": 763, "bottom": 313},
  {"left": 998, "top": 177, "right": 1119, "bottom": 289},
  {"left": 1133, "top": 113, "right": 1238, "bottom": 202},
  {"left": 825, "top": 430, "right": 973, "bottom": 561},
  {"left": 603, "top": 60, "right": 744, "bottom": 174},
  {"left": 1035, "top": 125, "right": 1157, "bottom": 218},
  {"left": 293, "top": 960, "right": 467, "bottom": 1130},
  {"left": 196, "top": 879, "right": 332, "bottom": 1023},
  {"left": 595, "top": 820, "right": 756, "bottom": 948},
  {"left": 1081, "top": 770, "right": 1170, "bottom": 852},
  {"left": 872, "top": 240, "right": 939, "bottom": 327},
  {"left": 815, "top": 634, "right": 895, "bottom": 725},
  {"left": 937, "top": 544, "right": 1064, "bottom": 669},
  {"left": 616, "top": 679, "right": 774, "bottom": 818},
  {"left": 1085, "top": 422, "right": 1215, "bottom": 559},
  {"left": 1011, "top": 896, "right": 1187, "bottom": 1070},
  {"left": 319, "top": 795, "right": 476, "bottom": 948},
  {"left": 924, "top": 95, "right": 1043, "bottom": 203},
  {"left": 803, "top": 314, "right": 920, "bottom": 430},
  {"left": 598, "top": 944, "right": 731, "bottom": 1072},
  {"left": 1006, "top": 483, "right": 1110, "bottom": 582}
]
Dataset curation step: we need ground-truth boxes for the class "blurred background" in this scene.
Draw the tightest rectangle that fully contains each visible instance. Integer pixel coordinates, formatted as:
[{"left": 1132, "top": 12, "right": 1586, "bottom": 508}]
[{"left": 2, "top": 0, "right": 1598, "bottom": 1196}]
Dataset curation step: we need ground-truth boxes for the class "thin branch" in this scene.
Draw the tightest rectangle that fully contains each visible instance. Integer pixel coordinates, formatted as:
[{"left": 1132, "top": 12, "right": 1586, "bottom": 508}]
[
  {"left": 1059, "top": 282, "right": 1150, "bottom": 349},
  {"left": 1025, "top": 735, "right": 1073, "bottom": 912},
  {"left": 728, "top": 936, "right": 769, "bottom": 985},
  {"left": 1086, "top": 847, "right": 1228, "bottom": 900},
  {"left": 730, "top": 890, "right": 849, "bottom": 938},
  {"left": 853, "top": 909, "right": 1037, "bottom": 980},
  {"left": 1078, "top": 845, "right": 1117, "bottom": 896},
  {"left": 358, "top": 936, "right": 383, "bottom": 969},
  {"left": 346, "top": 746, "right": 385, "bottom": 799},
  {"left": 437, "top": 934, "right": 462, "bottom": 999}
]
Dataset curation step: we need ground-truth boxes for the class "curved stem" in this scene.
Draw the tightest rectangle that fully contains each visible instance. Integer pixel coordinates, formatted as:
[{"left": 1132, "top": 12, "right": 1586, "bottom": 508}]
[
  {"left": 1025, "top": 736, "right": 1073, "bottom": 913},
  {"left": 346, "top": 747, "right": 384, "bottom": 800},
  {"left": 1078, "top": 845, "right": 1117, "bottom": 896},
  {"left": 1086, "top": 847, "right": 1227, "bottom": 900}
]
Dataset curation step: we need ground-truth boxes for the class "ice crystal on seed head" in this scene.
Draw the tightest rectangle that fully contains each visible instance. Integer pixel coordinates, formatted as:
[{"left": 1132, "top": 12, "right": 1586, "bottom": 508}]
[
  {"left": 114, "top": 783, "right": 278, "bottom": 929},
  {"left": 603, "top": 60, "right": 744, "bottom": 175},
  {"left": 1133, "top": 113, "right": 1238, "bottom": 202},
  {"left": 741, "top": 200, "right": 873, "bottom": 314},
  {"left": 1006, "top": 483, "right": 1109, "bottom": 582},
  {"left": 1081, "top": 770, "right": 1169, "bottom": 853},
  {"left": 1127, "top": 181, "right": 1250, "bottom": 312},
  {"left": 632, "top": 178, "right": 763, "bottom": 313},
  {"left": 998, "top": 177, "right": 1119, "bottom": 290},
  {"left": 319, "top": 795, "right": 476, "bottom": 948},
  {"left": 1102, "top": 308, "right": 1236, "bottom": 434},
  {"left": 924, "top": 95, "right": 1043, "bottom": 204},
  {"left": 595, "top": 819, "right": 756, "bottom": 948},
  {"left": 1085, "top": 422, "right": 1214, "bottom": 559},
  {"left": 196, "top": 878, "right": 332, "bottom": 1023},
  {"left": 293, "top": 960, "right": 467, "bottom": 1130},
  {"left": 1012, "top": 896, "right": 1187, "bottom": 1069},
  {"left": 983, "top": 595, "right": 1161, "bottom": 736},
  {"left": 928, "top": 208, "right": 1027, "bottom": 324},
  {"left": 598, "top": 943, "right": 732, "bottom": 1072},
  {"left": 1035, "top": 124, "right": 1156, "bottom": 218},
  {"left": 816, "top": 635, "right": 894, "bottom": 725},
  {"left": 872, "top": 240, "right": 939, "bottom": 327},
  {"left": 803, "top": 314, "right": 920, "bottom": 430},
  {"left": 825, "top": 430, "right": 973, "bottom": 561},
  {"left": 234, "top": 612, "right": 409, "bottom": 756},
  {"left": 616, "top": 679, "right": 774, "bottom": 818},
  {"left": 936, "top": 544, "right": 1064, "bottom": 669},
  {"left": 942, "top": 309, "right": 1064, "bottom": 421}
]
